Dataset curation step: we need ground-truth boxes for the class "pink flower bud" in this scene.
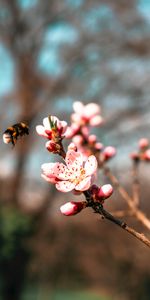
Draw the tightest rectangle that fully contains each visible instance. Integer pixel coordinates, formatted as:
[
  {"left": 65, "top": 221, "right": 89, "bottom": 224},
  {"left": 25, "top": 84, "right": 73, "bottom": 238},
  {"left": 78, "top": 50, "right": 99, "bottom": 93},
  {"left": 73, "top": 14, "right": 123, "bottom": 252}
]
[
  {"left": 144, "top": 149, "right": 150, "bottom": 161},
  {"left": 97, "top": 184, "right": 113, "bottom": 200},
  {"left": 139, "top": 138, "right": 149, "bottom": 149},
  {"left": 88, "top": 134, "right": 97, "bottom": 144},
  {"left": 103, "top": 146, "right": 116, "bottom": 160},
  {"left": 45, "top": 140, "right": 59, "bottom": 153},
  {"left": 60, "top": 201, "right": 86, "bottom": 216},
  {"left": 89, "top": 184, "right": 113, "bottom": 202},
  {"left": 95, "top": 142, "right": 103, "bottom": 150}
]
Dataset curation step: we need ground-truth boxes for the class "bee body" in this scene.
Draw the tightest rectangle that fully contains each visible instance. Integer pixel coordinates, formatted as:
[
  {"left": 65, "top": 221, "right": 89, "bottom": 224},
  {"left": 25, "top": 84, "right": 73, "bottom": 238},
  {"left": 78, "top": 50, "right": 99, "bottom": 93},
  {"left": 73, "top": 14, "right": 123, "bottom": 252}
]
[{"left": 3, "top": 122, "right": 29, "bottom": 146}]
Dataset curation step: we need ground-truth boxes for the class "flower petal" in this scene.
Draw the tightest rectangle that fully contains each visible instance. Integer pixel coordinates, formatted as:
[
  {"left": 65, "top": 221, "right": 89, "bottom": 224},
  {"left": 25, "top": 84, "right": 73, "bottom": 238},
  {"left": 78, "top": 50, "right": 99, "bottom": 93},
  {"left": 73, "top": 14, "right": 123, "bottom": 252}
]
[
  {"left": 75, "top": 176, "right": 92, "bottom": 191},
  {"left": 41, "top": 174, "right": 58, "bottom": 183},
  {"left": 56, "top": 181, "right": 75, "bottom": 192},
  {"left": 84, "top": 103, "right": 100, "bottom": 118},
  {"left": 84, "top": 155, "right": 98, "bottom": 176},
  {"left": 41, "top": 162, "right": 67, "bottom": 178},
  {"left": 59, "top": 121, "right": 68, "bottom": 133},
  {"left": 43, "top": 117, "right": 51, "bottom": 130},
  {"left": 36, "top": 125, "right": 48, "bottom": 138},
  {"left": 73, "top": 101, "right": 84, "bottom": 114},
  {"left": 65, "top": 150, "right": 83, "bottom": 170},
  {"left": 71, "top": 113, "right": 82, "bottom": 123},
  {"left": 89, "top": 115, "right": 103, "bottom": 127}
]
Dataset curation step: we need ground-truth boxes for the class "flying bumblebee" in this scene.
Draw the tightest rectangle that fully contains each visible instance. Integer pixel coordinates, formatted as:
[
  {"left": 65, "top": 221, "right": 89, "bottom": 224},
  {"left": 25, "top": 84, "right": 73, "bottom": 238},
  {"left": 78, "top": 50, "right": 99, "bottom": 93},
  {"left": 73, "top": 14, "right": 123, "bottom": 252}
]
[{"left": 3, "top": 122, "right": 29, "bottom": 146}]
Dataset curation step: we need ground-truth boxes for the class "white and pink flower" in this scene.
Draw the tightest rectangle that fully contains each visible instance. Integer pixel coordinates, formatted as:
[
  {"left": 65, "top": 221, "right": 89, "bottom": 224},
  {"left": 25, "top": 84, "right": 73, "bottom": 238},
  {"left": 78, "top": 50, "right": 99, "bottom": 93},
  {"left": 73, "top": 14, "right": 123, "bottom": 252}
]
[
  {"left": 41, "top": 150, "right": 97, "bottom": 192},
  {"left": 71, "top": 101, "right": 103, "bottom": 127},
  {"left": 36, "top": 116, "right": 67, "bottom": 139}
]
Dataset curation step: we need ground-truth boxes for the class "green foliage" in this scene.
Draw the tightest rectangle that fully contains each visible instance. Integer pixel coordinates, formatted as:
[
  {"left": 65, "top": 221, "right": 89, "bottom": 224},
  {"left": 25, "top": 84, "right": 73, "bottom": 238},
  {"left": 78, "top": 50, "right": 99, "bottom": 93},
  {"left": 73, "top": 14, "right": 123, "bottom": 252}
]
[
  {"left": 23, "top": 287, "right": 110, "bottom": 300},
  {"left": 0, "top": 206, "right": 33, "bottom": 258}
]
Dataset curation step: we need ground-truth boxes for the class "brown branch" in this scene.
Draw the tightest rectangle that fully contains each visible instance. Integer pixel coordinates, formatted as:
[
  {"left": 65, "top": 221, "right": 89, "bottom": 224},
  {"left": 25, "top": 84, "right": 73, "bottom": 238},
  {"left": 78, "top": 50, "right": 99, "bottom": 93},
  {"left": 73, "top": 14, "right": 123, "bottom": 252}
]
[
  {"left": 132, "top": 160, "right": 140, "bottom": 206},
  {"left": 83, "top": 191, "right": 150, "bottom": 248},
  {"left": 103, "top": 165, "right": 150, "bottom": 230},
  {"left": 99, "top": 206, "right": 150, "bottom": 249}
]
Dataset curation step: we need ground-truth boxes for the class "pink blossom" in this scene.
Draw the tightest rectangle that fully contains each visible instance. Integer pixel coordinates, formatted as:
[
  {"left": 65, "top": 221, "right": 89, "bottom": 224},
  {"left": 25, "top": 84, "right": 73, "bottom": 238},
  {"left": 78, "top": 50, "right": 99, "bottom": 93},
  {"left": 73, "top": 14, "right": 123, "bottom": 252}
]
[
  {"left": 41, "top": 150, "right": 97, "bottom": 192},
  {"left": 71, "top": 101, "right": 102, "bottom": 126},
  {"left": 60, "top": 201, "right": 86, "bottom": 216},
  {"left": 36, "top": 116, "right": 67, "bottom": 139},
  {"left": 138, "top": 138, "right": 149, "bottom": 149},
  {"left": 65, "top": 123, "right": 80, "bottom": 138}
]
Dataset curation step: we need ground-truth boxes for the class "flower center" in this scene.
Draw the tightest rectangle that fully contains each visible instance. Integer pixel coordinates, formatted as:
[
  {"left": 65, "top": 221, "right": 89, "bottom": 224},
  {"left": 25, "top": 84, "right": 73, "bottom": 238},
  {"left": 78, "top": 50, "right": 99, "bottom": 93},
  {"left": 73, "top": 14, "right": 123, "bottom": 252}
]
[{"left": 70, "top": 167, "right": 86, "bottom": 185}]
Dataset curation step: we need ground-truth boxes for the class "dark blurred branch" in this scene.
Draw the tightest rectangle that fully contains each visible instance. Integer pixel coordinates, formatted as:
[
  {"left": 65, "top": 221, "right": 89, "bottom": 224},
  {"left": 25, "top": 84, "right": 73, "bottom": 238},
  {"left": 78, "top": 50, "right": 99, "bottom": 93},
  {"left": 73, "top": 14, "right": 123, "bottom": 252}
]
[
  {"left": 132, "top": 160, "right": 140, "bottom": 207},
  {"left": 103, "top": 165, "right": 150, "bottom": 230}
]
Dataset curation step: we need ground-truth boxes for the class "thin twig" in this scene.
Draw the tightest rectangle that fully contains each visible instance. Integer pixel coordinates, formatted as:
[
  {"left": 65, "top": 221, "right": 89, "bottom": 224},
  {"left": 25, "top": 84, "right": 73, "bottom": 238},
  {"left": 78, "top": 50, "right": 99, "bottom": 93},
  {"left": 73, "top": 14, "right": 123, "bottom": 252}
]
[
  {"left": 99, "top": 206, "right": 150, "bottom": 248},
  {"left": 103, "top": 165, "right": 150, "bottom": 230},
  {"left": 83, "top": 190, "right": 150, "bottom": 248},
  {"left": 132, "top": 160, "right": 140, "bottom": 206}
]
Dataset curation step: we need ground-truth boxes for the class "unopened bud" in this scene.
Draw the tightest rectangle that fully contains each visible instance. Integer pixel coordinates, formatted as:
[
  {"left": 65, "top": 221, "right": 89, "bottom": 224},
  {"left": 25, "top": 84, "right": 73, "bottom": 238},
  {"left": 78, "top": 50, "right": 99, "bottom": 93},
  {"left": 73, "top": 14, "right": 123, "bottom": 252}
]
[
  {"left": 144, "top": 149, "right": 150, "bottom": 161},
  {"left": 46, "top": 140, "right": 59, "bottom": 153},
  {"left": 139, "top": 138, "right": 149, "bottom": 149},
  {"left": 88, "top": 134, "right": 97, "bottom": 144},
  {"left": 60, "top": 201, "right": 86, "bottom": 216},
  {"left": 89, "top": 184, "right": 113, "bottom": 203},
  {"left": 97, "top": 184, "right": 113, "bottom": 200},
  {"left": 95, "top": 142, "right": 103, "bottom": 150},
  {"left": 103, "top": 146, "right": 116, "bottom": 160}
]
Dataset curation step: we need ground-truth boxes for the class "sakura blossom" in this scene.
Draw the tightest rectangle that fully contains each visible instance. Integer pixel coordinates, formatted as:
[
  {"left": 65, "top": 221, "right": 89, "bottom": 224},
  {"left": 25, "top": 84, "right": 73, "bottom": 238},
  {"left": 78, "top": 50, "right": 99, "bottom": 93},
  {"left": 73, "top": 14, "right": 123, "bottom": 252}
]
[
  {"left": 36, "top": 116, "right": 67, "bottom": 139},
  {"left": 41, "top": 150, "right": 98, "bottom": 192},
  {"left": 71, "top": 101, "right": 103, "bottom": 126}
]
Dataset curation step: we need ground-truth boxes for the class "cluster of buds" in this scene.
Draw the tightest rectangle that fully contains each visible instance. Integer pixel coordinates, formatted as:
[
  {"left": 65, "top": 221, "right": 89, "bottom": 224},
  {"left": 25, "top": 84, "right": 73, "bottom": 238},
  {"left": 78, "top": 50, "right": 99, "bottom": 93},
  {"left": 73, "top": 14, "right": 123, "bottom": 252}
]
[
  {"left": 36, "top": 116, "right": 67, "bottom": 157},
  {"left": 89, "top": 184, "right": 114, "bottom": 204},
  {"left": 59, "top": 183, "right": 113, "bottom": 216},
  {"left": 37, "top": 102, "right": 114, "bottom": 217},
  {"left": 70, "top": 101, "right": 103, "bottom": 127},
  {"left": 130, "top": 138, "right": 150, "bottom": 162},
  {"left": 65, "top": 101, "right": 116, "bottom": 164}
]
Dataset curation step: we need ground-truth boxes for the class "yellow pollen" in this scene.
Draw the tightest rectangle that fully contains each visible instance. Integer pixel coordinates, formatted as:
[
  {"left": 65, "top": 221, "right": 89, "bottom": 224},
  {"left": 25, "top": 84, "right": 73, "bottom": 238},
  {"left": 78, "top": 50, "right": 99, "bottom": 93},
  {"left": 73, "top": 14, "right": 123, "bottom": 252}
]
[{"left": 70, "top": 167, "right": 86, "bottom": 185}]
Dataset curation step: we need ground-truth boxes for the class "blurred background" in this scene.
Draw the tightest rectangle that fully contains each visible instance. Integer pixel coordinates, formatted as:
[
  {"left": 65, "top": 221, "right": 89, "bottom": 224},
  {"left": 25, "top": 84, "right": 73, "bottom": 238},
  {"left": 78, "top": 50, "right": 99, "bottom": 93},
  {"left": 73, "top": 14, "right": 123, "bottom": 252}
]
[{"left": 0, "top": 0, "right": 150, "bottom": 299}]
